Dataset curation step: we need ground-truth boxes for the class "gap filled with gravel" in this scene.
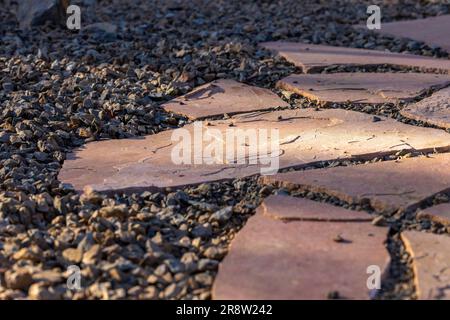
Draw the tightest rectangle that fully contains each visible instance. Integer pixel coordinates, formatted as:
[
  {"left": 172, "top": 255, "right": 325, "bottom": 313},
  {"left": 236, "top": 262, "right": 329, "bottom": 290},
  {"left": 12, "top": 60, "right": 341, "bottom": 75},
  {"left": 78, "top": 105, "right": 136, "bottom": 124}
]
[{"left": 1, "top": 0, "right": 450, "bottom": 300}]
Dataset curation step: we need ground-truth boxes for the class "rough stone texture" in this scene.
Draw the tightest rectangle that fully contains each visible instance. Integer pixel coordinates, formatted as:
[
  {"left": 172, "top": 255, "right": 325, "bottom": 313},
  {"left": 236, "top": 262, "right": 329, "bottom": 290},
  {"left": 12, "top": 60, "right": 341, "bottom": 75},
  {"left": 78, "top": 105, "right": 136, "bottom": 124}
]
[
  {"left": 371, "top": 15, "right": 450, "bottom": 53},
  {"left": 58, "top": 109, "right": 450, "bottom": 194},
  {"left": 261, "top": 154, "right": 450, "bottom": 214},
  {"left": 401, "top": 87, "right": 450, "bottom": 129},
  {"left": 16, "top": 0, "right": 69, "bottom": 29},
  {"left": 261, "top": 195, "right": 372, "bottom": 221},
  {"left": 161, "top": 79, "right": 289, "bottom": 120},
  {"left": 277, "top": 73, "right": 450, "bottom": 105},
  {"left": 260, "top": 41, "right": 450, "bottom": 73},
  {"left": 213, "top": 197, "right": 389, "bottom": 300},
  {"left": 417, "top": 203, "right": 450, "bottom": 226},
  {"left": 401, "top": 231, "right": 450, "bottom": 300}
]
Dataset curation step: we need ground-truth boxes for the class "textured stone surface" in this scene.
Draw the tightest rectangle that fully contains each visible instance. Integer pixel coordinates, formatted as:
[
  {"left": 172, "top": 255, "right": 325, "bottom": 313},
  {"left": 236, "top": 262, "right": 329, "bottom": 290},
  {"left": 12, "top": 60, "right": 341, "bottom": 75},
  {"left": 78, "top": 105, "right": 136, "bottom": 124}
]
[
  {"left": 260, "top": 41, "right": 450, "bottom": 73},
  {"left": 16, "top": 0, "right": 69, "bottom": 29},
  {"left": 213, "top": 197, "right": 389, "bottom": 300},
  {"left": 161, "top": 79, "right": 289, "bottom": 120},
  {"left": 402, "top": 231, "right": 450, "bottom": 300},
  {"left": 401, "top": 87, "right": 450, "bottom": 129},
  {"left": 277, "top": 73, "right": 450, "bottom": 104},
  {"left": 417, "top": 203, "right": 450, "bottom": 226},
  {"left": 261, "top": 195, "right": 372, "bottom": 221},
  {"left": 371, "top": 15, "right": 450, "bottom": 53},
  {"left": 261, "top": 154, "right": 450, "bottom": 214},
  {"left": 59, "top": 109, "right": 450, "bottom": 194}
]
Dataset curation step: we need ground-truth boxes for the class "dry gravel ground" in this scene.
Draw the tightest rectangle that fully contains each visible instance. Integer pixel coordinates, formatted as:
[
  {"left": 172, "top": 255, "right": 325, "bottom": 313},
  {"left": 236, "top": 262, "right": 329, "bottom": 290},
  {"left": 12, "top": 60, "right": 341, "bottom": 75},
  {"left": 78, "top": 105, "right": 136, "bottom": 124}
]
[{"left": 0, "top": 0, "right": 449, "bottom": 300}]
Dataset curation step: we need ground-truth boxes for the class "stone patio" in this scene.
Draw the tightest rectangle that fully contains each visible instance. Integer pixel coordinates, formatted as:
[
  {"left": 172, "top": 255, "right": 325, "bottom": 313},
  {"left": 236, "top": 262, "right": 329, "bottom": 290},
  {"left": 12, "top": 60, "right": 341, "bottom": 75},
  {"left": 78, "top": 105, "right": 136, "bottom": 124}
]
[
  {"left": 277, "top": 72, "right": 450, "bottom": 105},
  {"left": 213, "top": 196, "right": 389, "bottom": 300}
]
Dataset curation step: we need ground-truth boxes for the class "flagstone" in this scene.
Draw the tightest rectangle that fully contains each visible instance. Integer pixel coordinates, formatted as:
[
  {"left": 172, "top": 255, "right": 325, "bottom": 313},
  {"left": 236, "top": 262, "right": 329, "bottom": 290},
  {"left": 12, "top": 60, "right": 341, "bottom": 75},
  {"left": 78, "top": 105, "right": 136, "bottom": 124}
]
[
  {"left": 213, "top": 197, "right": 389, "bottom": 300},
  {"left": 369, "top": 15, "right": 450, "bottom": 53},
  {"left": 58, "top": 109, "right": 450, "bottom": 194},
  {"left": 260, "top": 42, "right": 450, "bottom": 73},
  {"left": 417, "top": 203, "right": 450, "bottom": 226},
  {"left": 261, "top": 154, "right": 450, "bottom": 214},
  {"left": 261, "top": 195, "right": 372, "bottom": 221},
  {"left": 161, "top": 79, "right": 289, "bottom": 120},
  {"left": 400, "top": 87, "right": 450, "bottom": 129},
  {"left": 277, "top": 73, "right": 450, "bottom": 105},
  {"left": 401, "top": 231, "right": 450, "bottom": 300}
]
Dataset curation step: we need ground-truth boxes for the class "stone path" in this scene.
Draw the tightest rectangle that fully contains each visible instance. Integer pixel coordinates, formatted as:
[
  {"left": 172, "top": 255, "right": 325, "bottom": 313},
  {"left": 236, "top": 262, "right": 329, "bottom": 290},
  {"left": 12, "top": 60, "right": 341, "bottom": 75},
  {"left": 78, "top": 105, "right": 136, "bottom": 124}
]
[
  {"left": 260, "top": 42, "right": 450, "bottom": 73},
  {"left": 213, "top": 195, "right": 389, "bottom": 300},
  {"left": 400, "top": 87, "right": 450, "bottom": 129},
  {"left": 417, "top": 203, "right": 450, "bottom": 227},
  {"left": 367, "top": 15, "right": 450, "bottom": 53},
  {"left": 161, "top": 79, "right": 289, "bottom": 120},
  {"left": 261, "top": 154, "right": 450, "bottom": 214},
  {"left": 59, "top": 109, "right": 450, "bottom": 194},
  {"left": 277, "top": 72, "right": 450, "bottom": 105},
  {"left": 58, "top": 34, "right": 450, "bottom": 299},
  {"left": 401, "top": 231, "right": 450, "bottom": 299}
]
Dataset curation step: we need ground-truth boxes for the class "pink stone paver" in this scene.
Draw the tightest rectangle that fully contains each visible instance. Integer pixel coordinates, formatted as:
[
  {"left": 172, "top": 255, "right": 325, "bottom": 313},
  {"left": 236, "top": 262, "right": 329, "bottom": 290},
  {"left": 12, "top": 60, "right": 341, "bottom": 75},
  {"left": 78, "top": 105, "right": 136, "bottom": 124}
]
[
  {"left": 261, "top": 154, "right": 450, "bottom": 214},
  {"left": 213, "top": 197, "right": 389, "bottom": 300},
  {"left": 417, "top": 203, "right": 450, "bottom": 226},
  {"left": 277, "top": 73, "right": 450, "bottom": 105},
  {"left": 58, "top": 109, "right": 450, "bottom": 194},
  {"left": 261, "top": 195, "right": 372, "bottom": 221},
  {"left": 260, "top": 42, "right": 450, "bottom": 73},
  {"left": 370, "top": 15, "right": 450, "bottom": 53},
  {"left": 400, "top": 86, "right": 450, "bottom": 129},
  {"left": 161, "top": 79, "right": 289, "bottom": 120},
  {"left": 401, "top": 231, "right": 450, "bottom": 300}
]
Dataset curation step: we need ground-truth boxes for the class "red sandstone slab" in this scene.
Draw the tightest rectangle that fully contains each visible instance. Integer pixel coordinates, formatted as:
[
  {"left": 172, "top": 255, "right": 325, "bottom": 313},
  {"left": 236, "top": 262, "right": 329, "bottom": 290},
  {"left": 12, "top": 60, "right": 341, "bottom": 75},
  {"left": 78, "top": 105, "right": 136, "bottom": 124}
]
[
  {"left": 371, "top": 15, "right": 450, "bottom": 53},
  {"left": 417, "top": 203, "right": 450, "bottom": 226},
  {"left": 261, "top": 154, "right": 450, "bottom": 214},
  {"left": 401, "top": 231, "right": 450, "bottom": 300},
  {"left": 401, "top": 87, "right": 450, "bottom": 129},
  {"left": 277, "top": 73, "right": 450, "bottom": 105},
  {"left": 260, "top": 42, "right": 450, "bottom": 73},
  {"left": 58, "top": 109, "right": 450, "bottom": 194},
  {"left": 213, "top": 197, "right": 389, "bottom": 300},
  {"left": 161, "top": 79, "right": 289, "bottom": 120},
  {"left": 261, "top": 195, "right": 372, "bottom": 221}
]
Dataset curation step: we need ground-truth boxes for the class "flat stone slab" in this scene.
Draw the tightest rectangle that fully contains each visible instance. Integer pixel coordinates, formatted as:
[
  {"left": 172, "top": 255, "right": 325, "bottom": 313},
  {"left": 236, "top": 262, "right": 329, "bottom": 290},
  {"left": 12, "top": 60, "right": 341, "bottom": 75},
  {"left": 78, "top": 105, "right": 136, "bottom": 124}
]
[
  {"left": 417, "top": 203, "right": 450, "bottom": 226},
  {"left": 261, "top": 195, "right": 372, "bottom": 222},
  {"left": 59, "top": 109, "right": 450, "bottom": 194},
  {"left": 277, "top": 73, "right": 450, "bottom": 105},
  {"left": 400, "top": 87, "right": 450, "bottom": 129},
  {"left": 260, "top": 42, "right": 450, "bottom": 73},
  {"left": 213, "top": 197, "right": 389, "bottom": 300},
  {"left": 261, "top": 154, "right": 450, "bottom": 214},
  {"left": 161, "top": 79, "right": 289, "bottom": 120},
  {"left": 402, "top": 231, "right": 450, "bottom": 299},
  {"left": 370, "top": 15, "right": 450, "bottom": 53}
]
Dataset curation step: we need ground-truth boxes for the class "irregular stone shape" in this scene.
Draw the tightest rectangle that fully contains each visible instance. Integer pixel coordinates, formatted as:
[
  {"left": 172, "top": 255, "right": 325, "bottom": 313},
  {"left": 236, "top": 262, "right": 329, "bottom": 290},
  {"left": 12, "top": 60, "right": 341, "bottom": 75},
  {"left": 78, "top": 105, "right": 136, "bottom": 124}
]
[
  {"left": 370, "top": 15, "right": 450, "bottom": 53},
  {"left": 261, "top": 195, "right": 372, "bottom": 221},
  {"left": 260, "top": 42, "right": 450, "bottom": 73},
  {"left": 161, "top": 79, "right": 289, "bottom": 120},
  {"left": 401, "top": 231, "right": 450, "bottom": 299},
  {"left": 261, "top": 154, "right": 450, "bottom": 214},
  {"left": 16, "top": 0, "right": 69, "bottom": 29},
  {"left": 417, "top": 203, "right": 450, "bottom": 226},
  {"left": 58, "top": 109, "right": 450, "bottom": 194},
  {"left": 213, "top": 197, "right": 389, "bottom": 300},
  {"left": 277, "top": 73, "right": 450, "bottom": 105},
  {"left": 401, "top": 87, "right": 450, "bottom": 129}
]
